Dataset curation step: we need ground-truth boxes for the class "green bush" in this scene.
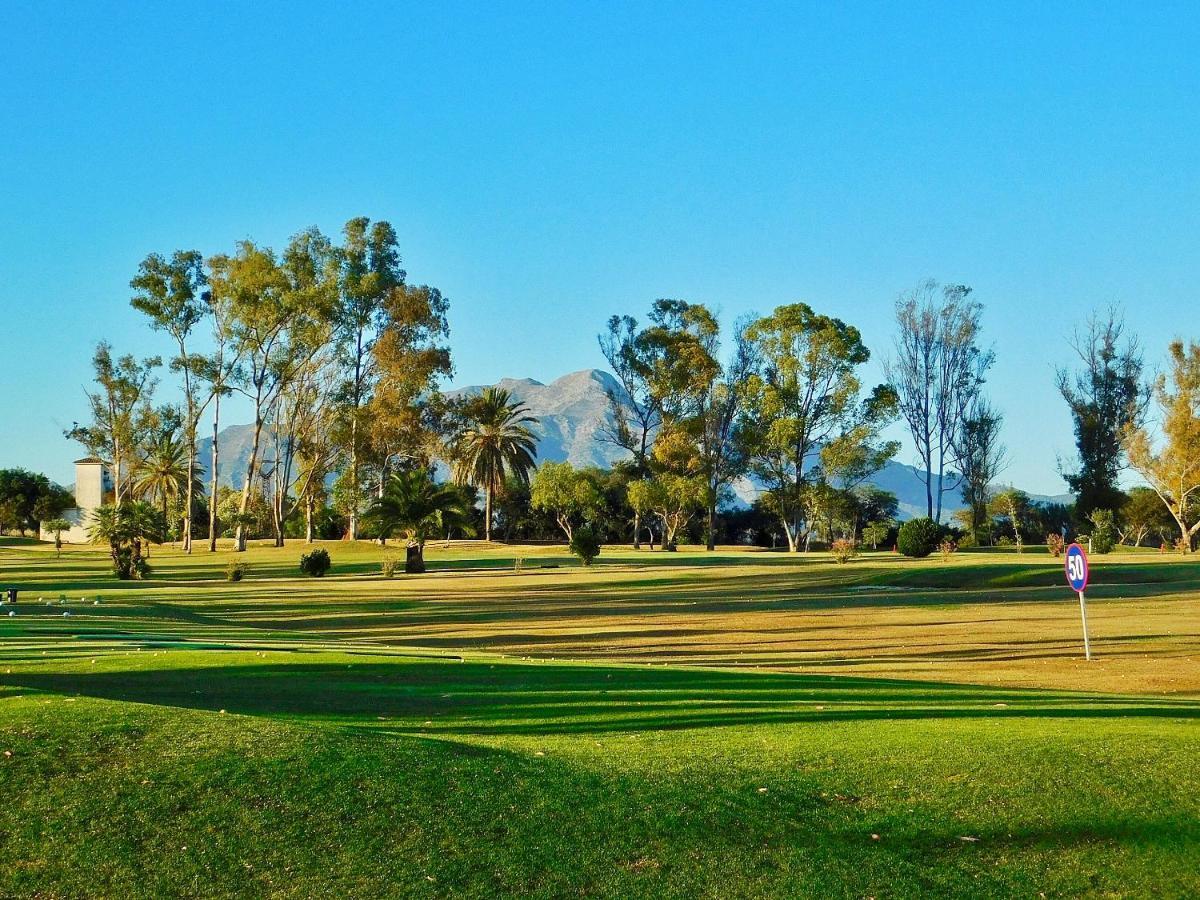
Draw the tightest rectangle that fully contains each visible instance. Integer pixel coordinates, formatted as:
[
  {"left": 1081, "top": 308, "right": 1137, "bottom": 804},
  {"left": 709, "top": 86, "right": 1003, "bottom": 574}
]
[
  {"left": 896, "top": 518, "right": 941, "bottom": 558},
  {"left": 299, "top": 548, "right": 332, "bottom": 577},
  {"left": 225, "top": 559, "right": 246, "bottom": 582},
  {"left": 569, "top": 526, "right": 602, "bottom": 566},
  {"left": 381, "top": 557, "right": 399, "bottom": 579},
  {"left": 1088, "top": 509, "right": 1116, "bottom": 555}
]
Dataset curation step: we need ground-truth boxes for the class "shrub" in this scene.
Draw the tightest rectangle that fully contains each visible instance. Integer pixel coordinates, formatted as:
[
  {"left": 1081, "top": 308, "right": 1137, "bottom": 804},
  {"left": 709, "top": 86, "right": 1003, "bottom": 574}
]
[
  {"left": 299, "top": 548, "right": 332, "bottom": 577},
  {"left": 225, "top": 559, "right": 246, "bottom": 582},
  {"left": 996, "top": 535, "right": 1014, "bottom": 547},
  {"left": 381, "top": 557, "right": 399, "bottom": 579},
  {"left": 1046, "top": 534, "right": 1065, "bottom": 557},
  {"left": 1088, "top": 509, "right": 1116, "bottom": 555},
  {"left": 569, "top": 526, "right": 602, "bottom": 566},
  {"left": 513, "top": 557, "right": 525, "bottom": 573},
  {"left": 939, "top": 539, "right": 957, "bottom": 560},
  {"left": 1175, "top": 537, "right": 1191, "bottom": 554},
  {"left": 896, "top": 518, "right": 941, "bottom": 558},
  {"left": 830, "top": 538, "right": 858, "bottom": 563}
]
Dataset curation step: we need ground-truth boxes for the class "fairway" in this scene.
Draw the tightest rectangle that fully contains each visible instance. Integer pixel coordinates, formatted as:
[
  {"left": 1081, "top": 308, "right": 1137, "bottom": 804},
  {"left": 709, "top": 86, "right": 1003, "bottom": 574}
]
[{"left": 1, "top": 540, "right": 1198, "bottom": 897}]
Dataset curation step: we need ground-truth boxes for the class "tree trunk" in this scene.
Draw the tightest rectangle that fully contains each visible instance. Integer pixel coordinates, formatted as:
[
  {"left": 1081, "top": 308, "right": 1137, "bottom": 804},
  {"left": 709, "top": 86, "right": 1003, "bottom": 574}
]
[
  {"left": 209, "top": 396, "right": 220, "bottom": 552},
  {"left": 184, "top": 441, "right": 194, "bottom": 553},
  {"left": 405, "top": 542, "right": 426, "bottom": 574},
  {"left": 235, "top": 415, "right": 265, "bottom": 553},
  {"left": 706, "top": 500, "right": 716, "bottom": 551},
  {"left": 348, "top": 417, "right": 359, "bottom": 541},
  {"left": 633, "top": 510, "right": 641, "bottom": 549},
  {"left": 484, "top": 483, "right": 493, "bottom": 542},
  {"left": 305, "top": 495, "right": 314, "bottom": 544}
]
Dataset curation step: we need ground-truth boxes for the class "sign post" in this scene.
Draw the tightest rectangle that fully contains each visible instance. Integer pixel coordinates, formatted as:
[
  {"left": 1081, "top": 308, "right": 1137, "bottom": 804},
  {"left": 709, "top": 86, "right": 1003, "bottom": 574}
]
[{"left": 1064, "top": 542, "right": 1092, "bottom": 660}]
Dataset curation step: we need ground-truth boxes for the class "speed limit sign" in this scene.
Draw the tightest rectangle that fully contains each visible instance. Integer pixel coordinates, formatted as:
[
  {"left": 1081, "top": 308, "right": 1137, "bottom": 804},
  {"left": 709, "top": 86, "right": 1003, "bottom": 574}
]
[{"left": 1065, "top": 543, "right": 1092, "bottom": 660}]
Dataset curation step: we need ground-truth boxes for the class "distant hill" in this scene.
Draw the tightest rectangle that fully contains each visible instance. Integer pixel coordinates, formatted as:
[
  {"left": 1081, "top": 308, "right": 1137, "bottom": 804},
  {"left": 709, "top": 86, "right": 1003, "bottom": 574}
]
[{"left": 199, "top": 368, "right": 1071, "bottom": 519}]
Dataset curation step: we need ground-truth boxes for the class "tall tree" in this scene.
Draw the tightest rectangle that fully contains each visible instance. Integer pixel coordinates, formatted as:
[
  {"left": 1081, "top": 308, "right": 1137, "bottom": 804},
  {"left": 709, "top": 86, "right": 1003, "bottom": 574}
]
[
  {"left": 367, "top": 282, "right": 453, "bottom": 502},
  {"left": 66, "top": 343, "right": 160, "bottom": 504},
  {"left": 335, "top": 218, "right": 407, "bottom": 540},
  {"left": 885, "top": 280, "right": 992, "bottom": 522},
  {"left": 530, "top": 460, "right": 602, "bottom": 541},
  {"left": 198, "top": 281, "right": 242, "bottom": 552},
  {"left": 451, "top": 387, "right": 539, "bottom": 542},
  {"left": 129, "top": 249, "right": 209, "bottom": 550},
  {"left": 1057, "top": 308, "right": 1149, "bottom": 518},
  {"left": 210, "top": 229, "right": 337, "bottom": 551},
  {"left": 740, "top": 303, "right": 889, "bottom": 552},
  {"left": 953, "top": 397, "right": 1008, "bottom": 541},
  {"left": 1123, "top": 340, "right": 1200, "bottom": 552}
]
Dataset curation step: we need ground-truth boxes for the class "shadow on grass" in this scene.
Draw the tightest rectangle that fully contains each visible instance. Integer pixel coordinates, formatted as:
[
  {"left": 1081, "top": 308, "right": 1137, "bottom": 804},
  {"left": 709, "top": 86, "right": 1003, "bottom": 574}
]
[{"left": 3, "top": 658, "right": 1197, "bottom": 736}]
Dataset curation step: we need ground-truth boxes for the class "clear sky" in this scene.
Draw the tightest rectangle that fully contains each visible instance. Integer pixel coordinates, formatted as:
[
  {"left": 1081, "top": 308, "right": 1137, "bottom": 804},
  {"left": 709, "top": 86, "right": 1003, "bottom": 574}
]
[{"left": 2, "top": 1, "right": 1197, "bottom": 490}]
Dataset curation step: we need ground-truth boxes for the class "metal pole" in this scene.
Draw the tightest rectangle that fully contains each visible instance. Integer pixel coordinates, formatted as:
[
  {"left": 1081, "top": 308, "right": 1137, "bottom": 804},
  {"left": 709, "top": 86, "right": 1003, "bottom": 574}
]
[{"left": 1078, "top": 590, "right": 1092, "bottom": 660}]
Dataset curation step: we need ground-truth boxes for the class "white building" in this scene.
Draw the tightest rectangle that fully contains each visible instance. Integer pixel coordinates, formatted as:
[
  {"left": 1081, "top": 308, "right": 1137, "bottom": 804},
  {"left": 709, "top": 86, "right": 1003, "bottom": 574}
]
[{"left": 39, "top": 457, "right": 114, "bottom": 544}]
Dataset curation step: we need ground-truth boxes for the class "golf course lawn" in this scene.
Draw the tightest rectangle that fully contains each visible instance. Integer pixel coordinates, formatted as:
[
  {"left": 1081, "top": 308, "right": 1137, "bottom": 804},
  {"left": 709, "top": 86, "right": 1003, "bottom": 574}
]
[{"left": 1, "top": 538, "right": 1197, "bottom": 897}]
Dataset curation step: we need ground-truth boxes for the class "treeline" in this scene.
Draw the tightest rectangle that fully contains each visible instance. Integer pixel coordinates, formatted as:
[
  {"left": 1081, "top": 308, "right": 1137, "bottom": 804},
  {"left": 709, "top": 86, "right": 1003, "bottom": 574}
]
[{"left": 41, "top": 216, "right": 1200, "bottom": 567}]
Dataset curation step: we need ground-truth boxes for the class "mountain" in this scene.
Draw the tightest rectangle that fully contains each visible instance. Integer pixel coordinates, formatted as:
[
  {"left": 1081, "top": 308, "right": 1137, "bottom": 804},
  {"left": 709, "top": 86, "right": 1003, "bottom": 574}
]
[
  {"left": 446, "top": 370, "right": 631, "bottom": 470},
  {"left": 199, "top": 368, "right": 1070, "bottom": 519}
]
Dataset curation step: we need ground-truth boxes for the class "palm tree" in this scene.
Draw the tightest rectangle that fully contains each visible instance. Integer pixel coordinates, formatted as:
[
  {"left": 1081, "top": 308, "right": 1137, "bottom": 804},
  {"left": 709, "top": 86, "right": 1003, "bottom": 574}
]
[
  {"left": 450, "top": 388, "right": 539, "bottom": 542},
  {"left": 133, "top": 432, "right": 191, "bottom": 540},
  {"left": 364, "top": 469, "right": 474, "bottom": 572},
  {"left": 87, "top": 502, "right": 165, "bottom": 577}
]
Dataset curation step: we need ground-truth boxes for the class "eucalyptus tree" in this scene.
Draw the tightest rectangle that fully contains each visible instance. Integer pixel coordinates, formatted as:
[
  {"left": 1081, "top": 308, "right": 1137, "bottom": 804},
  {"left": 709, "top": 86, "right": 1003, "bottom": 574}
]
[
  {"left": 740, "top": 303, "right": 890, "bottom": 552},
  {"left": 885, "top": 280, "right": 992, "bottom": 523},
  {"left": 367, "top": 282, "right": 453, "bottom": 501},
  {"left": 66, "top": 342, "right": 160, "bottom": 504},
  {"left": 198, "top": 280, "right": 242, "bottom": 551},
  {"left": 1056, "top": 308, "right": 1149, "bottom": 518},
  {"left": 210, "top": 228, "right": 338, "bottom": 551},
  {"left": 265, "top": 347, "right": 340, "bottom": 546},
  {"left": 334, "top": 218, "right": 408, "bottom": 539},
  {"left": 451, "top": 387, "right": 539, "bottom": 542},
  {"left": 129, "top": 249, "right": 209, "bottom": 550}
]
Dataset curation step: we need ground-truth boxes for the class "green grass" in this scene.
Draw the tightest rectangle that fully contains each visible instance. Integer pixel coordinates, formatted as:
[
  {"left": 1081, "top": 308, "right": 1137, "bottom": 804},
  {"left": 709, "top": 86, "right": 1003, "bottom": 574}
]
[{"left": 1, "top": 539, "right": 1198, "bottom": 896}]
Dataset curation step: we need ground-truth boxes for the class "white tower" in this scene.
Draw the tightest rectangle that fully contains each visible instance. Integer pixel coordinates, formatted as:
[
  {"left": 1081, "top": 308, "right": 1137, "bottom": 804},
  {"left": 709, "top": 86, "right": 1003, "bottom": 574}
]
[{"left": 40, "top": 457, "right": 113, "bottom": 544}]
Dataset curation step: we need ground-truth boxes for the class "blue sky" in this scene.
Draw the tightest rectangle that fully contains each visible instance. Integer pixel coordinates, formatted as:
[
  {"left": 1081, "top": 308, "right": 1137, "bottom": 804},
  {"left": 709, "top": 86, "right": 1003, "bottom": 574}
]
[{"left": 2, "top": 1, "right": 1197, "bottom": 491}]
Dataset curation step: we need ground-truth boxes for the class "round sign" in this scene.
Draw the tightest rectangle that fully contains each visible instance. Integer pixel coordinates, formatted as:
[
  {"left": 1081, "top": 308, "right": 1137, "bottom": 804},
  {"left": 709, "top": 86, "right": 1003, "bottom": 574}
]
[{"left": 1065, "top": 542, "right": 1089, "bottom": 592}]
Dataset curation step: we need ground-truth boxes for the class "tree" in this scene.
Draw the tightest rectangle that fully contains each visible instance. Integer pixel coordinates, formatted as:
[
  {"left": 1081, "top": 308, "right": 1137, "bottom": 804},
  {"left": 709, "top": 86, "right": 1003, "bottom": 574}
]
[
  {"left": 989, "top": 488, "right": 1031, "bottom": 552},
  {"left": 626, "top": 475, "right": 704, "bottom": 551},
  {"left": 740, "top": 303, "right": 890, "bottom": 551},
  {"left": 42, "top": 518, "right": 72, "bottom": 557},
  {"left": 1119, "top": 486, "right": 1175, "bottom": 547},
  {"left": 211, "top": 230, "right": 337, "bottom": 551},
  {"left": 66, "top": 343, "right": 160, "bottom": 503},
  {"left": 954, "top": 397, "right": 1007, "bottom": 542},
  {"left": 264, "top": 348, "right": 340, "bottom": 546},
  {"left": 130, "top": 249, "right": 210, "bottom": 551},
  {"left": 530, "top": 460, "right": 602, "bottom": 541},
  {"left": 646, "top": 307, "right": 757, "bottom": 551},
  {"left": 197, "top": 278, "right": 243, "bottom": 552},
  {"left": 364, "top": 468, "right": 474, "bottom": 572},
  {"left": 451, "top": 388, "right": 539, "bottom": 542},
  {"left": 885, "top": 280, "right": 992, "bottom": 523},
  {"left": 86, "top": 501, "right": 163, "bottom": 578},
  {"left": 598, "top": 311, "right": 667, "bottom": 548},
  {"left": 132, "top": 424, "right": 190, "bottom": 537},
  {"left": 0, "top": 469, "right": 72, "bottom": 535},
  {"left": 1057, "top": 309, "right": 1149, "bottom": 518},
  {"left": 334, "top": 218, "right": 407, "bottom": 540},
  {"left": 366, "top": 282, "right": 453, "bottom": 505},
  {"left": 1123, "top": 340, "right": 1200, "bottom": 552}
]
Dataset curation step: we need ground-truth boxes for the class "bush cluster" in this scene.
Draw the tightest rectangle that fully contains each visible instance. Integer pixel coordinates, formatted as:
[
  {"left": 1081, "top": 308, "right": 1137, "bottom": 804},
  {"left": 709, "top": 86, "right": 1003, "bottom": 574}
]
[
  {"left": 381, "top": 557, "right": 399, "bottom": 579},
  {"left": 299, "top": 548, "right": 332, "bottom": 577},
  {"left": 225, "top": 559, "right": 246, "bottom": 582},
  {"left": 1046, "top": 533, "right": 1065, "bottom": 557},
  {"left": 896, "top": 518, "right": 941, "bottom": 558}
]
